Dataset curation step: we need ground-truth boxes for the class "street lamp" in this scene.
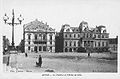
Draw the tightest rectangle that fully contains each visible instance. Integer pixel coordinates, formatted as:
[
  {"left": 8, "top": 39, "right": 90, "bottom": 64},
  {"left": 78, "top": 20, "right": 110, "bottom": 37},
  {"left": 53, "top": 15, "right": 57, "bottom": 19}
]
[{"left": 3, "top": 9, "right": 24, "bottom": 49}]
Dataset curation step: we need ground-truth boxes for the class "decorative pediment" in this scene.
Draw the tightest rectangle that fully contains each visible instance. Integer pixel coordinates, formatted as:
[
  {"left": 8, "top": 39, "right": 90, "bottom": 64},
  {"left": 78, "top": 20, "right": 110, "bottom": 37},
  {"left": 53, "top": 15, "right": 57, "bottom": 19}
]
[{"left": 24, "top": 19, "right": 55, "bottom": 32}]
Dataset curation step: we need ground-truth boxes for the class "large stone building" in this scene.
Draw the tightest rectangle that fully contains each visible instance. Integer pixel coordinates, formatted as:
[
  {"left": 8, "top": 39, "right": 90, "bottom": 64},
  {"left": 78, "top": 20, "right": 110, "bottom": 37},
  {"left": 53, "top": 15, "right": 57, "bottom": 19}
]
[
  {"left": 23, "top": 19, "right": 117, "bottom": 53},
  {"left": 56, "top": 21, "right": 110, "bottom": 52},
  {"left": 23, "top": 19, "right": 55, "bottom": 53}
]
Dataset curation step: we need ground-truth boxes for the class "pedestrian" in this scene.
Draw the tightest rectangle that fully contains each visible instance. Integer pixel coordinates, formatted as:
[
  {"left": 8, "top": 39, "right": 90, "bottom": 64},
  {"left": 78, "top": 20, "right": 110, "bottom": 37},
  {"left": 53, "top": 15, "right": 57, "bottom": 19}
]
[
  {"left": 25, "top": 52, "right": 28, "bottom": 57},
  {"left": 36, "top": 55, "right": 42, "bottom": 67}
]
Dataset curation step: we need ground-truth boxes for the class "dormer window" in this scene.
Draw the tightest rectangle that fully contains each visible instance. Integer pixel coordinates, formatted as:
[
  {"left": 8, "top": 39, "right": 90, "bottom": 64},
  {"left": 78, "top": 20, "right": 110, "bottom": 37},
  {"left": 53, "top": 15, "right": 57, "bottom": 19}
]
[
  {"left": 66, "top": 28, "right": 70, "bottom": 32},
  {"left": 103, "top": 30, "right": 106, "bottom": 33}
]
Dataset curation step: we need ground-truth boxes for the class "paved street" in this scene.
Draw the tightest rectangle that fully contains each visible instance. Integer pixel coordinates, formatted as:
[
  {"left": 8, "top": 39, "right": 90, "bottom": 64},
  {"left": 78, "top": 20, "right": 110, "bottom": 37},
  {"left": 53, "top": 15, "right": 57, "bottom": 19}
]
[{"left": 7, "top": 52, "right": 117, "bottom": 72}]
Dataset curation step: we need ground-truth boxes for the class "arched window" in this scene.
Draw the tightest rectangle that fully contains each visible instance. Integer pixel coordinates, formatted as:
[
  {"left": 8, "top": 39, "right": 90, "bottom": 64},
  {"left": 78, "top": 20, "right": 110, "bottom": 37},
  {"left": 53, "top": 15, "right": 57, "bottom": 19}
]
[
  {"left": 39, "top": 46, "right": 41, "bottom": 51},
  {"left": 98, "top": 42, "right": 100, "bottom": 47},
  {"left": 70, "top": 41, "right": 72, "bottom": 46},
  {"left": 43, "top": 34, "right": 46, "bottom": 40},
  {"left": 65, "top": 41, "right": 67, "bottom": 46},
  {"left": 50, "top": 35, "right": 52, "bottom": 40},
  {"left": 102, "top": 42, "right": 104, "bottom": 46},
  {"left": 65, "top": 48, "right": 68, "bottom": 52},
  {"left": 74, "top": 34, "right": 76, "bottom": 38},
  {"left": 69, "top": 48, "right": 72, "bottom": 52},
  {"left": 34, "top": 34, "right": 37, "bottom": 40},
  {"left": 27, "top": 34, "right": 31, "bottom": 40},
  {"left": 74, "top": 41, "right": 76, "bottom": 46},
  {"left": 102, "top": 35, "right": 104, "bottom": 38}
]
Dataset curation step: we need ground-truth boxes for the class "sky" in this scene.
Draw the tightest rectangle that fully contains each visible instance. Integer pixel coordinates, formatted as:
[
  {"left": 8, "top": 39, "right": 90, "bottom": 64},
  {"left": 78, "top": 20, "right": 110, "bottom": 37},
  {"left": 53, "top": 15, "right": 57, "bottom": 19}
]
[{"left": 1, "top": 0, "right": 120, "bottom": 45}]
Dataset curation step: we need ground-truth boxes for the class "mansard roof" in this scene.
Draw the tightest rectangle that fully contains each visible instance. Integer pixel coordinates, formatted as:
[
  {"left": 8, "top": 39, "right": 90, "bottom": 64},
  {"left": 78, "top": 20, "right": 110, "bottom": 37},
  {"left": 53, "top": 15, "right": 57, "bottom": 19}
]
[
  {"left": 70, "top": 27, "right": 79, "bottom": 32},
  {"left": 24, "top": 19, "right": 55, "bottom": 32}
]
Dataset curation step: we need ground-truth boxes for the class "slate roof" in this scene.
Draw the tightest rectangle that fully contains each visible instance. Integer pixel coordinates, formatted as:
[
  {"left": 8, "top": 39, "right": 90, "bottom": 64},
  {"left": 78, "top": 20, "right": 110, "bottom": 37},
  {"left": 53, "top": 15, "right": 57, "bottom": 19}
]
[{"left": 24, "top": 19, "right": 55, "bottom": 32}]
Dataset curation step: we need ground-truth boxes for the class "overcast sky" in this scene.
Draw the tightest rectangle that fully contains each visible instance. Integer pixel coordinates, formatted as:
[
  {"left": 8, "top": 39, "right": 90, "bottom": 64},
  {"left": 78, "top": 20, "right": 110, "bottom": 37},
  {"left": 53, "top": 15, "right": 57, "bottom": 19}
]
[{"left": 1, "top": 0, "right": 120, "bottom": 45}]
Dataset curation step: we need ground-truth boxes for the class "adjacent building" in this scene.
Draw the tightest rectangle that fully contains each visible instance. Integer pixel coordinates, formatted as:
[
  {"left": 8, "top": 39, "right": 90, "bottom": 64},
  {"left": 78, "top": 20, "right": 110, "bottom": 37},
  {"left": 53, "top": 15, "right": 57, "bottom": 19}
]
[
  {"left": 108, "top": 36, "right": 118, "bottom": 53},
  {"left": 23, "top": 19, "right": 55, "bottom": 53},
  {"left": 56, "top": 21, "right": 112, "bottom": 52}
]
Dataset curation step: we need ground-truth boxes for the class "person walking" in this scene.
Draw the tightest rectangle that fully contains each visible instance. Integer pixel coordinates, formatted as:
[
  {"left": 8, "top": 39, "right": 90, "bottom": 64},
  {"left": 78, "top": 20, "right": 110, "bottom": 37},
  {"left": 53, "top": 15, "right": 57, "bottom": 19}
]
[
  {"left": 25, "top": 52, "right": 28, "bottom": 57},
  {"left": 36, "top": 55, "right": 42, "bottom": 67}
]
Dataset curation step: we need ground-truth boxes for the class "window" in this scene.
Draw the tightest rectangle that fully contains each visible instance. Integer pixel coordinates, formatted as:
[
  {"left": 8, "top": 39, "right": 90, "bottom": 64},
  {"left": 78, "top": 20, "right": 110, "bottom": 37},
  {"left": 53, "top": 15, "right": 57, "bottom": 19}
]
[
  {"left": 95, "top": 42, "right": 96, "bottom": 47},
  {"left": 78, "top": 41, "right": 80, "bottom": 46},
  {"left": 102, "top": 35, "right": 104, "bottom": 38},
  {"left": 98, "top": 42, "right": 100, "bottom": 47},
  {"left": 43, "top": 46, "right": 46, "bottom": 51},
  {"left": 86, "top": 33, "right": 89, "bottom": 38},
  {"left": 39, "top": 34, "right": 41, "bottom": 37},
  {"left": 28, "top": 46, "right": 30, "bottom": 50},
  {"left": 106, "top": 42, "right": 108, "bottom": 46},
  {"left": 50, "top": 35, "right": 52, "bottom": 40},
  {"left": 102, "top": 42, "right": 104, "bottom": 46},
  {"left": 66, "top": 29, "right": 70, "bottom": 32},
  {"left": 70, "top": 41, "right": 72, "bottom": 46},
  {"left": 78, "top": 34, "right": 80, "bottom": 38},
  {"left": 74, "top": 41, "right": 76, "bottom": 46},
  {"left": 50, "top": 42, "right": 52, "bottom": 44},
  {"left": 39, "top": 46, "right": 41, "bottom": 51},
  {"left": 74, "top": 34, "right": 76, "bottom": 38},
  {"left": 28, "top": 34, "right": 31, "bottom": 40},
  {"left": 28, "top": 41, "right": 30, "bottom": 44},
  {"left": 94, "top": 35, "right": 96, "bottom": 38},
  {"left": 65, "top": 41, "right": 67, "bottom": 46},
  {"left": 43, "top": 34, "right": 46, "bottom": 40},
  {"left": 90, "top": 33, "right": 92, "bottom": 38},
  {"left": 105, "top": 35, "right": 108, "bottom": 38},
  {"left": 35, "top": 34, "right": 37, "bottom": 40},
  {"left": 39, "top": 34, "right": 42, "bottom": 40},
  {"left": 98, "top": 35, "right": 100, "bottom": 38},
  {"left": 69, "top": 34, "right": 72, "bottom": 38},
  {"left": 65, "top": 34, "right": 67, "bottom": 38}
]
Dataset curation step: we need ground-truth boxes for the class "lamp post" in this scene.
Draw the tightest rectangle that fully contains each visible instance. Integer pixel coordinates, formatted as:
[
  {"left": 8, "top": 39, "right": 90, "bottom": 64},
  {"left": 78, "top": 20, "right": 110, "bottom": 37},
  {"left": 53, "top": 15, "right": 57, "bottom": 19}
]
[{"left": 3, "top": 9, "right": 24, "bottom": 49}]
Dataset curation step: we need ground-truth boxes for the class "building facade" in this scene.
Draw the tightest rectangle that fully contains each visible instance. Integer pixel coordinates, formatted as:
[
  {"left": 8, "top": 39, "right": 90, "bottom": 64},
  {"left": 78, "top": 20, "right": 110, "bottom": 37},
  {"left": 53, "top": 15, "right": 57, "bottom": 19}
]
[
  {"left": 59, "top": 24, "right": 81, "bottom": 52},
  {"left": 23, "top": 19, "right": 55, "bottom": 53},
  {"left": 57, "top": 21, "right": 110, "bottom": 52}
]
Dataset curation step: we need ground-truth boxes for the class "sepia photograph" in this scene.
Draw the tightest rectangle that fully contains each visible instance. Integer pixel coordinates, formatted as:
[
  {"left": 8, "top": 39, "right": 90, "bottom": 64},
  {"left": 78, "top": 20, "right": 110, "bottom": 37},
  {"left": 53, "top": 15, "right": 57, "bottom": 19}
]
[{"left": 0, "top": 0, "right": 119, "bottom": 79}]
